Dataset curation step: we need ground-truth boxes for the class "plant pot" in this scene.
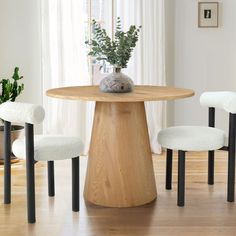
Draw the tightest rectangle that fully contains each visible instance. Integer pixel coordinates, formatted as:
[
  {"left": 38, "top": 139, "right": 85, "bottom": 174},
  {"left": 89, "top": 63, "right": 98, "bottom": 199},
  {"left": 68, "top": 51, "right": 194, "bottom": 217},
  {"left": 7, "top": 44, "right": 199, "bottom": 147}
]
[
  {"left": 99, "top": 67, "right": 134, "bottom": 93},
  {"left": 0, "top": 125, "right": 24, "bottom": 160}
]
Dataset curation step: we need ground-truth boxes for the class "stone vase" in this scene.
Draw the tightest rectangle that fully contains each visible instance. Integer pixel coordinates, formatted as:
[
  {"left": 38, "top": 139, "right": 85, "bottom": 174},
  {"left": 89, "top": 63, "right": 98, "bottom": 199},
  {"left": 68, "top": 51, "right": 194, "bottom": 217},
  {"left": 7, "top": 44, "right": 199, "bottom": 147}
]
[{"left": 99, "top": 67, "right": 134, "bottom": 93}]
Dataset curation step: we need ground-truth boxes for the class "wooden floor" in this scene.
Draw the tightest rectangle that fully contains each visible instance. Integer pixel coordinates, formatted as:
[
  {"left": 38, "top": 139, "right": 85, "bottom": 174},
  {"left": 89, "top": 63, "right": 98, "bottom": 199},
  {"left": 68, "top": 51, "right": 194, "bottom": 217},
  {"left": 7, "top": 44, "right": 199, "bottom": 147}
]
[{"left": 0, "top": 151, "right": 236, "bottom": 236}]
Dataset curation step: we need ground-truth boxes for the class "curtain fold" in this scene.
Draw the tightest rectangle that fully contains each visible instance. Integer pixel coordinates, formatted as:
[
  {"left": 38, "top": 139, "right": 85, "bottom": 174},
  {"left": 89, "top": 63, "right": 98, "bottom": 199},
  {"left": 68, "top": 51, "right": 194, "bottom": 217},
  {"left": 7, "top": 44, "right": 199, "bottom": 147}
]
[
  {"left": 41, "top": 0, "right": 93, "bottom": 153},
  {"left": 116, "top": 0, "right": 166, "bottom": 153}
]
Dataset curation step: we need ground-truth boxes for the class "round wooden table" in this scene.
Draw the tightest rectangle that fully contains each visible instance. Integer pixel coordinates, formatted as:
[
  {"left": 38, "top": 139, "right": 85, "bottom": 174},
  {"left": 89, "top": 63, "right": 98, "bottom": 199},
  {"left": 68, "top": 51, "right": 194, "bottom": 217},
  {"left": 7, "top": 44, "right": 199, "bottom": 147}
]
[{"left": 47, "top": 85, "right": 194, "bottom": 207}]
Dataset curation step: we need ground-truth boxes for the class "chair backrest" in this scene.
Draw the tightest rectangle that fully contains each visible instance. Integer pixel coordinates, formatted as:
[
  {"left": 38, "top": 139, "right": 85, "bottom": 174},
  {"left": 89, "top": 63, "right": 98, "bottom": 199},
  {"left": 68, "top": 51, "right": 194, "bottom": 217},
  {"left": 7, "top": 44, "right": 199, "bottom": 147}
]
[
  {"left": 200, "top": 91, "right": 236, "bottom": 114},
  {"left": 200, "top": 91, "right": 236, "bottom": 152},
  {"left": 0, "top": 102, "right": 45, "bottom": 124}
]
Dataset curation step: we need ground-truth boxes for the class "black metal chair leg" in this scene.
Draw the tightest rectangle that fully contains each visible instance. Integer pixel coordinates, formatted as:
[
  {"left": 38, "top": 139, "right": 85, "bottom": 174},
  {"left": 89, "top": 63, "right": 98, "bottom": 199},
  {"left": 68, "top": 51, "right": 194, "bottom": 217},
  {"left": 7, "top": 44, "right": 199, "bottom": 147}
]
[
  {"left": 208, "top": 107, "right": 215, "bottom": 185},
  {"left": 166, "top": 149, "right": 173, "bottom": 190},
  {"left": 178, "top": 150, "right": 185, "bottom": 207},
  {"left": 227, "top": 114, "right": 236, "bottom": 202},
  {"left": 48, "top": 161, "right": 55, "bottom": 197},
  {"left": 228, "top": 150, "right": 235, "bottom": 202},
  {"left": 25, "top": 123, "right": 36, "bottom": 223},
  {"left": 4, "top": 121, "right": 11, "bottom": 204},
  {"left": 72, "top": 156, "right": 80, "bottom": 212},
  {"left": 208, "top": 151, "right": 214, "bottom": 185}
]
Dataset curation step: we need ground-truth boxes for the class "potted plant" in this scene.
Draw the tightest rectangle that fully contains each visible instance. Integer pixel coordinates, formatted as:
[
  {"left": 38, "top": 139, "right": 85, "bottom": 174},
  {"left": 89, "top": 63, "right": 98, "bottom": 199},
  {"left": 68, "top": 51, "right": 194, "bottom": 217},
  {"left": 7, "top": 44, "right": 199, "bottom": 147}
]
[
  {"left": 85, "top": 18, "right": 141, "bottom": 93},
  {"left": 0, "top": 67, "right": 24, "bottom": 163}
]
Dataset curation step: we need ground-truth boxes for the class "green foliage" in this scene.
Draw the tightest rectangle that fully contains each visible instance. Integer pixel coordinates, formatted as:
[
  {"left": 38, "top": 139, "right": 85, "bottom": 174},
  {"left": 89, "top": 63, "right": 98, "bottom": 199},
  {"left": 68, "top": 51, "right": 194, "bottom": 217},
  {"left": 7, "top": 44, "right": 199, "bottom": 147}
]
[
  {"left": 85, "top": 18, "right": 141, "bottom": 68},
  {"left": 0, "top": 67, "right": 24, "bottom": 104}
]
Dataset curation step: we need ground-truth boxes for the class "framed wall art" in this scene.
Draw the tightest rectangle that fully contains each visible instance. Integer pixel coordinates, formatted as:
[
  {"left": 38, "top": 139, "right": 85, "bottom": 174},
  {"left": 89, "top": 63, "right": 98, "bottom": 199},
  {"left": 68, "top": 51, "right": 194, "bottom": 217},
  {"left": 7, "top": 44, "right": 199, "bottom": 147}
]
[{"left": 198, "top": 2, "right": 219, "bottom": 28}]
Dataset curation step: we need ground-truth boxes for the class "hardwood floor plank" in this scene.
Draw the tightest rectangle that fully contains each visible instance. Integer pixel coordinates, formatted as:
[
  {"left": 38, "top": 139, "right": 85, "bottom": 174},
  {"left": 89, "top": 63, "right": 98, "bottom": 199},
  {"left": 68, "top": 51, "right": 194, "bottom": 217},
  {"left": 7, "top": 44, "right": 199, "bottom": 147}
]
[{"left": 0, "top": 151, "right": 236, "bottom": 236}]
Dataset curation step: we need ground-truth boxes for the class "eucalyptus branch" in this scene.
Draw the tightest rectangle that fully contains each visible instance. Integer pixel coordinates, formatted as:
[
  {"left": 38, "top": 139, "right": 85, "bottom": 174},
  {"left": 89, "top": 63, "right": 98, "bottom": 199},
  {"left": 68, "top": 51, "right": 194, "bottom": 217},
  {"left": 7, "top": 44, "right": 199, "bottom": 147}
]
[{"left": 85, "top": 18, "right": 141, "bottom": 68}]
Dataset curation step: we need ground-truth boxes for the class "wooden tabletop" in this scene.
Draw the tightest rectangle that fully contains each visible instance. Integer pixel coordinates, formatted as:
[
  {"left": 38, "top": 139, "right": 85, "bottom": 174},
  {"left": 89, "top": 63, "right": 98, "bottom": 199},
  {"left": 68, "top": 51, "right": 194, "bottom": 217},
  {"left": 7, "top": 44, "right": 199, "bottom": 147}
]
[{"left": 46, "top": 85, "right": 194, "bottom": 102}]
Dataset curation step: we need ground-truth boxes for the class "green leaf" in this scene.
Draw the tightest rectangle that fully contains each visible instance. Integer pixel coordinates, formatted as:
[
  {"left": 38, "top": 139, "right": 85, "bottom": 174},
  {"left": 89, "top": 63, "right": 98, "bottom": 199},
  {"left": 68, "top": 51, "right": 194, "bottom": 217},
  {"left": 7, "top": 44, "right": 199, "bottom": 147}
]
[
  {"left": 0, "top": 67, "right": 24, "bottom": 104},
  {"left": 86, "top": 18, "right": 141, "bottom": 67}
]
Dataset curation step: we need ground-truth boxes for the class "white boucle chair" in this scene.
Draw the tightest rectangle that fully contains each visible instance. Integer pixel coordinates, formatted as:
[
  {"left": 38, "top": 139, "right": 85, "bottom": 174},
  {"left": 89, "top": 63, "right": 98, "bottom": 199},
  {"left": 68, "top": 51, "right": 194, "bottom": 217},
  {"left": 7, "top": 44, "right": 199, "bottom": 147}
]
[
  {"left": 158, "top": 91, "right": 236, "bottom": 207},
  {"left": 0, "top": 102, "right": 84, "bottom": 223}
]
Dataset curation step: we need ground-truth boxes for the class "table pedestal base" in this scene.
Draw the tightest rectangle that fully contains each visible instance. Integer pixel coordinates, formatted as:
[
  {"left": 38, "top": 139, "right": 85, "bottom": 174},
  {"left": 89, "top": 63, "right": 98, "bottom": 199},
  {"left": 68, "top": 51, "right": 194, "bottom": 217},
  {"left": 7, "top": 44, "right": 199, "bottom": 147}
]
[{"left": 84, "top": 102, "right": 157, "bottom": 207}]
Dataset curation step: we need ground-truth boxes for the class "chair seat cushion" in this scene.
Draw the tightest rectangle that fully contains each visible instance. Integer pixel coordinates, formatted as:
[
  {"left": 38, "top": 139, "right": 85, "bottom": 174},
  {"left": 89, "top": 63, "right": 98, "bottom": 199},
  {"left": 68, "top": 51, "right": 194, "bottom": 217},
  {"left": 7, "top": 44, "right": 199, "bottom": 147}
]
[
  {"left": 158, "top": 126, "right": 225, "bottom": 151},
  {"left": 12, "top": 135, "right": 84, "bottom": 161}
]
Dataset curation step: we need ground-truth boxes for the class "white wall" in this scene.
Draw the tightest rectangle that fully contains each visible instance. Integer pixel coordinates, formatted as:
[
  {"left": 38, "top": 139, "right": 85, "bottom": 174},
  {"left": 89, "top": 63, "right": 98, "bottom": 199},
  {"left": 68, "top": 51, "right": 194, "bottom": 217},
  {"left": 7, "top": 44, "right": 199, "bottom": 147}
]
[
  {"left": 171, "top": 0, "right": 236, "bottom": 133},
  {"left": 0, "top": 0, "right": 42, "bottom": 131},
  {"left": 1, "top": 0, "right": 235, "bottom": 134},
  {"left": 165, "top": 0, "right": 176, "bottom": 127}
]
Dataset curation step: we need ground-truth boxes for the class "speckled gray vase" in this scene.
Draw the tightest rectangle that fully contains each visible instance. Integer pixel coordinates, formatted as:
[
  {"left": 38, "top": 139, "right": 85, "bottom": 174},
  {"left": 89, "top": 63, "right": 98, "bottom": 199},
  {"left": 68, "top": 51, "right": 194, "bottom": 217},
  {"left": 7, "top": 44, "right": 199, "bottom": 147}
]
[{"left": 99, "top": 67, "right": 134, "bottom": 93}]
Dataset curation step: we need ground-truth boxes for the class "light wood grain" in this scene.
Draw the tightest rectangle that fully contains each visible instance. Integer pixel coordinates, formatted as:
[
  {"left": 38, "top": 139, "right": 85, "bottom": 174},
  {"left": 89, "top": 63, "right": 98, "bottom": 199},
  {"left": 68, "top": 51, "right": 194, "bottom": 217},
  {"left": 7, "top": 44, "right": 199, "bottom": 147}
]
[
  {"left": 46, "top": 85, "right": 194, "bottom": 208},
  {"left": 1, "top": 151, "right": 236, "bottom": 236},
  {"left": 46, "top": 85, "right": 194, "bottom": 102},
  {"left": 84, "top": 102, "right": 157, "bottom": 207}
]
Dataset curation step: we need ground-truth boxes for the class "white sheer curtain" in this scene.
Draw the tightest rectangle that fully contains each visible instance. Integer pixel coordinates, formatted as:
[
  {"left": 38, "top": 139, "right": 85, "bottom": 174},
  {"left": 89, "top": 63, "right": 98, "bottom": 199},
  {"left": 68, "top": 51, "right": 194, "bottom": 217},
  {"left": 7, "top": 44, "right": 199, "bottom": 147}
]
[
  {"left": 116, "top": 0, "right": 166, "bottom": 154},
  {"left": 41, "top": 0, "right": 166, "bottom": 154},
  {"left": 41, "top": 0, "right": 93, "bottom": 153}
]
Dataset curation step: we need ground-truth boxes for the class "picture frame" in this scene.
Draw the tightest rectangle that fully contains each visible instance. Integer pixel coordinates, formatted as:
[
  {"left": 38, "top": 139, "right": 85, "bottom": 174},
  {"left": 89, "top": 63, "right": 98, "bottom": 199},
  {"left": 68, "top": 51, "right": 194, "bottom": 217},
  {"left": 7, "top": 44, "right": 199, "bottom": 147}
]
[{"left": 198, "top": 2, "right": 219, "bottom": 28}]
